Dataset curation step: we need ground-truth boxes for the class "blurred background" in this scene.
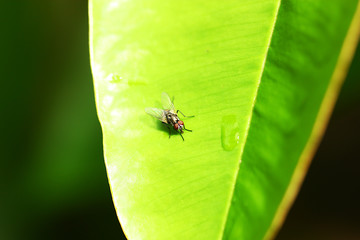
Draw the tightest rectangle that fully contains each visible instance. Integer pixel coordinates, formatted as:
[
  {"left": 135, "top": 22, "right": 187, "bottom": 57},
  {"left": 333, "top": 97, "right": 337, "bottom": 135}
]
[{"left": 0, "top": 1, "right": 358, "bottom": 239}]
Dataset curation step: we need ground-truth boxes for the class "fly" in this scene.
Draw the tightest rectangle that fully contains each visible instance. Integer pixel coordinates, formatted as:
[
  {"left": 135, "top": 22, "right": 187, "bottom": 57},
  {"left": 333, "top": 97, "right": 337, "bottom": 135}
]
[{"left": 145, "top": 92, "right": 194, "bottom": 141}]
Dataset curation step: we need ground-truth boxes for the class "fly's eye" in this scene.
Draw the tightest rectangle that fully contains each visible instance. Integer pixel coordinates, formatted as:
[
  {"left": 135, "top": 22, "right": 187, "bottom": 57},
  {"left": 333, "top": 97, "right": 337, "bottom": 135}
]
[
  {"left": 178, "top": 120, "right": 184, "bottom": 126},
  {"left": 174, "top": 123, "right": 179, "bottom": 130}
]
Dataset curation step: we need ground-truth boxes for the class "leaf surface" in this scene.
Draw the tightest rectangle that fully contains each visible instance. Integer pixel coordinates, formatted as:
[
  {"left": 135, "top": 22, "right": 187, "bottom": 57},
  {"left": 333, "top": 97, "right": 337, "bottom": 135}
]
[{"left": 89, "top": 0, "right": 360, "bottom": 239}]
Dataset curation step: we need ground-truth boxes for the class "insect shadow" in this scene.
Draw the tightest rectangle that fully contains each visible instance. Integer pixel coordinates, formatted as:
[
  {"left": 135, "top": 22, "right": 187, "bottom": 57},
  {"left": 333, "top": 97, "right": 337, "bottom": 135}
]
[
  {"left": 144, "top": 110, "right": 189, "bottom": 140},
  {"left": 155, "top": 120, "right": 182, "bottom": 137}
]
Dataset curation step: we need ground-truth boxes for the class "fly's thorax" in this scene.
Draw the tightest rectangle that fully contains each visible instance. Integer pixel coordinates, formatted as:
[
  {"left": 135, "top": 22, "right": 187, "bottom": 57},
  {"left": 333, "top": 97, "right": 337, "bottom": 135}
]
[
  {"left": 165, "top": 111, "right": 180, "bottom": 126},
  {"left": 164, "top": 110, "right": 172, "bottom": 124}
]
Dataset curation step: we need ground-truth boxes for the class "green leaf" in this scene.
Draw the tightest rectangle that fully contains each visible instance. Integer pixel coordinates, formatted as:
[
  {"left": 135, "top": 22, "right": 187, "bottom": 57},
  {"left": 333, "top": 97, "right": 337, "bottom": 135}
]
[{"left": 89, "top": 0, "right": 360, "bottom": 239}]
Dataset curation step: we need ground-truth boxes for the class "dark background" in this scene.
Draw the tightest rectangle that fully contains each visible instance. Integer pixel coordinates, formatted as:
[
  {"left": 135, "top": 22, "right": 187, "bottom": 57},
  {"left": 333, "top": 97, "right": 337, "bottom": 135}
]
[{"left": 1, "top": 1, "right": 358, "bottom": 239}]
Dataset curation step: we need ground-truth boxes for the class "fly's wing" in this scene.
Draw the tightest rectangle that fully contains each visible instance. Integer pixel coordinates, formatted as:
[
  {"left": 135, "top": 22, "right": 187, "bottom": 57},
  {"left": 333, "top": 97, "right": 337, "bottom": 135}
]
[
  {"left": 161, "top": 92, "right": 175, "bottom": 112},
  {"left": 145, "top": 107, "right": 167, "bottom": 123}
]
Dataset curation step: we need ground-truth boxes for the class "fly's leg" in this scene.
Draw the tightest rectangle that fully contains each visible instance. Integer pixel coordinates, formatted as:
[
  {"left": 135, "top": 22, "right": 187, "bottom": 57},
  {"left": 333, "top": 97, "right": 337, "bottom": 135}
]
[
  {"left": 179, "top": 132, "right": 184, "bottom": 141},
  {"left": 177, "top": 110, "right": 194, "bottom": 118},
  {"left": 162, "top": 122, "right": 171, "bottom": 138},
  {"left": 183, "top": 124, "right": 192, "bottom": 132}
]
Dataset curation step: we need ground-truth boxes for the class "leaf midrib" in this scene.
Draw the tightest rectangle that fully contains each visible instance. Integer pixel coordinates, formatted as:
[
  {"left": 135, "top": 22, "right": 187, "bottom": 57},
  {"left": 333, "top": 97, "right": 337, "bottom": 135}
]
[{"left": 219, "top": 1, "right": 282, "bottom": 239}]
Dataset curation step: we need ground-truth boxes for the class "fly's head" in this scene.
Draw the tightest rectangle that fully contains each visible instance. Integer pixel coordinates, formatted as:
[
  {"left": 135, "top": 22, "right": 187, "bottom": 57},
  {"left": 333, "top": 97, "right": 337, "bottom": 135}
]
[{"left": 174, "top": 120, "right": 184, "bottom": 133}]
